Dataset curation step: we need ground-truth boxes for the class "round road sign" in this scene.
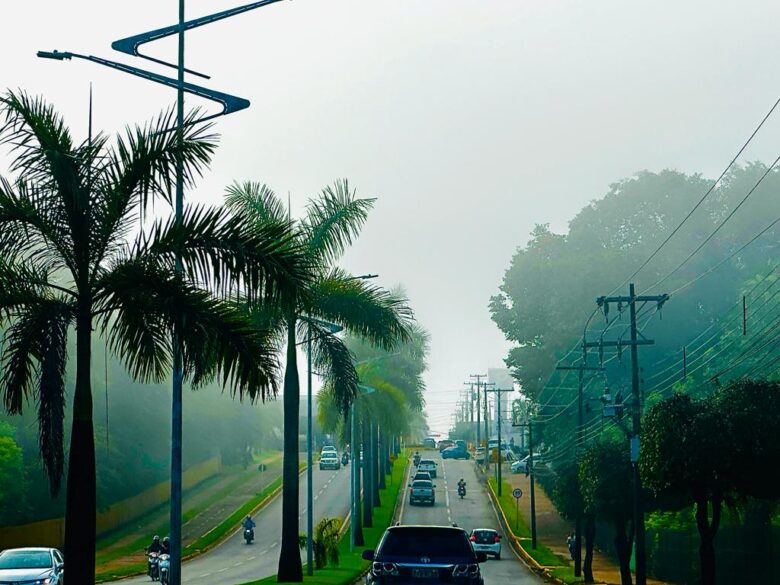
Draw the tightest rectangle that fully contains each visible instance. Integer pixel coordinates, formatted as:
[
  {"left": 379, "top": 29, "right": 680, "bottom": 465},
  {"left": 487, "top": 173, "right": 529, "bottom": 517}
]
[{"left": 512, "top": 488, "right": 523, "bottom": 499}]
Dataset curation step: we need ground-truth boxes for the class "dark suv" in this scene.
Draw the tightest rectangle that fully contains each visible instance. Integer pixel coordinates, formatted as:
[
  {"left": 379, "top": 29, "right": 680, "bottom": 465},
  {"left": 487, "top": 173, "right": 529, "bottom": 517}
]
[{"left": 363, "top": 525, "right": 486, "bottom": 584}]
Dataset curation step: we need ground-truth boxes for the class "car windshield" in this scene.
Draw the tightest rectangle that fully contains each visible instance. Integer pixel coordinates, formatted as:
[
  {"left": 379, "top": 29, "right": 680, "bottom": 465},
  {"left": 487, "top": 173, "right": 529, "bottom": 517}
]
[
  {"left": 322, "top": 454, "right": 337, "bottom": 459},
  {"left": 473, "top": 530, "right": 497, "bottom": 539},
  {"left": 420, "top": 460, "right": 435, "bottom": 466},
  {"left": 379, "top": 528, "right": 473, "bottom": 558},
  {"left": 0, "top": 551, "right": 52, "bottom": 569},
  {"left": 412, "top": 480, "right": 432, "bottom": 488}
]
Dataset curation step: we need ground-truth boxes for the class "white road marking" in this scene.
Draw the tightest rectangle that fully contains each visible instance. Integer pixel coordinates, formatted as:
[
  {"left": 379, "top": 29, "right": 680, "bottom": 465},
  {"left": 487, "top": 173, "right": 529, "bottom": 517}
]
[
  {"left": 398, "top": 458, "right": 412, "bottom": 522},
  {"left": 199, "top": 573, "right": 211, "bottom": 578},
  {"left": 217, "top": 567, "right": 228, "bottom": 573},
  {"left": 442, "top": 460, "right": 452, "bottom": 524},
  {"left": 233, "top": 561, "right": 243, "bottom": 567},
  {"left": 248, "top": 555, "right": 258, "bottom": 560}
]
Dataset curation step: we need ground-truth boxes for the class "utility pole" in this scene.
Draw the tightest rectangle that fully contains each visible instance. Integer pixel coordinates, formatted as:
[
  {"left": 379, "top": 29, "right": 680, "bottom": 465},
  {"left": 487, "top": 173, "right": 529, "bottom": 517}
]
[
  {"left": 469, "top": 374, "right": 486, "bottom": 449},
  {"left": 481, "top": 381, "right": 495, "bottom": 470},
  {"left": 556, "top": 357, "right": 604, "bottom": 578},
  {"left": 484, "top": 387, "right": 512, "bottom": 496},
  {"left": 592, "top": 284, "right": 668, "bottom": 585},
  {"left": 512, "top": 414, "right": 537, "bottom": 549}
]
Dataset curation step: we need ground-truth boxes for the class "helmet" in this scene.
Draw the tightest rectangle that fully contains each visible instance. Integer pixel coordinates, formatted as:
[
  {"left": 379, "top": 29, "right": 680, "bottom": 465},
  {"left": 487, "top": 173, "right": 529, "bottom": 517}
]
[
  {"left": 162, "top": 537, "right": 170, "bottom": 545},
  {"left": 153, "top": 535, "right": 160, "bottom": 542}
]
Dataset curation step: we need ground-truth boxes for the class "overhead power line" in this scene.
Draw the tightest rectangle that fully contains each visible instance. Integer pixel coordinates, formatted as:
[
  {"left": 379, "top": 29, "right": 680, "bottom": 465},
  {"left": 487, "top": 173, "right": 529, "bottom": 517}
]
[{"left": 609, "top": 95, "right": 780, "bottom": 294}]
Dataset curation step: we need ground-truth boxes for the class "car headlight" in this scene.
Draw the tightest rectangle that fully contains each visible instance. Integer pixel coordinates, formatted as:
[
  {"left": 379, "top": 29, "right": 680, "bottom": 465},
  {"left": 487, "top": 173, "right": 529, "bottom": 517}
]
[{"left": 20, "top": 579, "right": 52, "bottom": 585}]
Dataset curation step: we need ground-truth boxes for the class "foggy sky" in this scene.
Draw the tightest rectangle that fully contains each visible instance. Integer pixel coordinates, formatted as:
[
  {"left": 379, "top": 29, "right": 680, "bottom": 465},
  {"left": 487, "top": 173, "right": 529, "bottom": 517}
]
[{"left": 2, "top": 0, "right": 779, "bottom": 435}]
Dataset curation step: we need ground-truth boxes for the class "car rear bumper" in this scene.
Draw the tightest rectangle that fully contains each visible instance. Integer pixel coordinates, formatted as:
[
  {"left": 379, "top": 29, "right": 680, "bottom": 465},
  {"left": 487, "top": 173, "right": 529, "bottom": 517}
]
[{"left": 471, "top": 543, "right": 501, "bottom": 555}]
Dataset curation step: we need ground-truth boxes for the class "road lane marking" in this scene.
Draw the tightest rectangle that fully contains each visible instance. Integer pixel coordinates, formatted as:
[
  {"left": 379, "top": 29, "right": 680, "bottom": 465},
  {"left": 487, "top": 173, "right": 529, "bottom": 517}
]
[
  {"left": 442, "top": 460, "right": 452, "bottom": 524},
  {"left": 398, "top": 458, "right": 412, "bottom": 522},
  {"left": 248, "top": 555, "right": 258, "bottom": 560},
  {"left": 217, "top": 568, "right": 228, "bottom": 573},
  {"left": 233, "top": 561, "right": 243, "bottom": 567},
  {"left": 199, "top": 573, "right": 211, "bottom": 578}
]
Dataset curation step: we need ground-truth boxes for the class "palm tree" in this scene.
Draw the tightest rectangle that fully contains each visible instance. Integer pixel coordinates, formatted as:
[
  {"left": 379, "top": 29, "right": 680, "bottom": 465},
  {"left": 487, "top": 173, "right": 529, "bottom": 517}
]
[
  {"left": 0, "top": 92, "right": 307, "bottom": 584},
  {"left": 225, "top": 181, "right": 412, "bottom": 581}
]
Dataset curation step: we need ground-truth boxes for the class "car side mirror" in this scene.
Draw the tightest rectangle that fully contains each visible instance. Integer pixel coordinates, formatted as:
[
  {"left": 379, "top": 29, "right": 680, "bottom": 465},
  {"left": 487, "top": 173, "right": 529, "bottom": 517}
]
[
  {"left": 362, "top": 550, "right": 375, "bottom": 561},
  {"left": 476, "top": 552, "right": 488, "bottom": 563}
]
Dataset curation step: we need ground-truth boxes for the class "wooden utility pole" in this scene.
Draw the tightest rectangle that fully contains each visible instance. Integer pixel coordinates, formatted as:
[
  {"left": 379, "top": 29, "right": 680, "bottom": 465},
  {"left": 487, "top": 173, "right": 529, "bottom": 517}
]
[
  {"left": 556, "top": 358, "right": 604, "bottom": 578},
  {"left": 591, "top": 284, "right": 669, "bottom": 585}
]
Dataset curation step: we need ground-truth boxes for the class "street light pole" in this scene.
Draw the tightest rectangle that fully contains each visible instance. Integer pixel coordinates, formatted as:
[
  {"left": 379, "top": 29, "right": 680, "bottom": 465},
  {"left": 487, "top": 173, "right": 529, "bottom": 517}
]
[
  {"left": 169, "top": 3, "right": 186, "bottom": 584},
  {"left": 306, "top": 335, "right": 314, "bottom": 575}
]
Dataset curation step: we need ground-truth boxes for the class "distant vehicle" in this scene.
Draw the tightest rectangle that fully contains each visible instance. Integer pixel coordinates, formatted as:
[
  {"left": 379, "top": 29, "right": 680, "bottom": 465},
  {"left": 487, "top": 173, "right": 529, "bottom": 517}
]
[
  {"left": 408, "top": 479, "right": 436, "bottom": 506},
  {"left": 511, "top": 454, "right": 543, "bottom": 474},
  {"left": 418, "top": 459, "right": 438, "bottom": 478},
  {"left": 321, "top": 445, "right": 338, "bottom": 454},
  {"left": 320, "top": 452, "right": 341, "bottom": 470},
  {"left": 422, "top": 437, "right": 437, "bottom": 449},
  {"left": 474, "top": 447, "right": 486, "bottom": 464},
  {"left": 413, "top": 471, "right": 432, "bottom": 482},
  {"left": 0, "top": 548, "right": 65, "bottom": 585},
  {"left": 413, "top": 452, "right": 421, "bottom": 466},
  {"left": 158, "top": 553, "right": 171, "bottom": 584},
  {"left": 437, "top": 439, "right": 455, "bottom": 451},
  {"left": 455, "top": 439, "right": 467, "bottom": 450},
  {"left": 363, "top": 525, "right": 486, "bottom": 583},
  {"left": 470, "top": 528, "right": 502, "bottom": 560},
  {"left": 441, "top": 445, "right": 470, "bottom": 460}
]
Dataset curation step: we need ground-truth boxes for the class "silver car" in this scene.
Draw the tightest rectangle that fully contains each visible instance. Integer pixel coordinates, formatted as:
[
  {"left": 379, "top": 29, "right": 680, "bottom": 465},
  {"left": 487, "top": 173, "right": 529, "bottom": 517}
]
[{"left": 0, "top": 547, "right": 65, "bottom": 584}]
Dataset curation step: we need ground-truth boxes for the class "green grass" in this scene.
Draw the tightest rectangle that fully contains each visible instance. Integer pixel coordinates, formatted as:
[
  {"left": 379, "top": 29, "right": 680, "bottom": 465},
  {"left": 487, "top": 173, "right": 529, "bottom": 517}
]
[
  {"left": 241, "top": 453, "right": 409, "bottom": 585},
  {"left": 487, "top": 477, "right": 565, "bottom": 569},
  {"left": 549, "top": 566, "right": 587, "bottom": 584},
  {"left": 94, "top": 457, "right": 293, "bottom": 582}
]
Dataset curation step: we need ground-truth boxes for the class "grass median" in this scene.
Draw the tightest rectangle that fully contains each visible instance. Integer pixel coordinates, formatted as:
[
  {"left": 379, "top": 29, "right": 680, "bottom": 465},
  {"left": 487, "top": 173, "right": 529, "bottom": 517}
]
[
  {"left": 94, "top": 459, "right": 298, "bottom": 583},
  {"left": 243, "top": 453, "right": 408, "bottom": 585}
]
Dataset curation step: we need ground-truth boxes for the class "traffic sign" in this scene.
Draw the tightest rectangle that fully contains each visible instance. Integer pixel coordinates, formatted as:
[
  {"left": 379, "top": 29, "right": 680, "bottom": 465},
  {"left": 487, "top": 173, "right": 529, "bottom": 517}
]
[{"left": 512, "top": 488, "right": 523, "bottom": 499}]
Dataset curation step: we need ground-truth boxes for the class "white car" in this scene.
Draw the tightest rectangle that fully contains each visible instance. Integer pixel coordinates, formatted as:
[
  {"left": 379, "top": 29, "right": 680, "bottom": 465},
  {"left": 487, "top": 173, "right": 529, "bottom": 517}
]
[
  {"left": 470, "top": 528, "right": 502, "bottom": 559},
  {"left": 511, "top": 454, "right": 543, "bottom": 474},
  {"left": 319, "top": 452, "right": 341, "bottom": 470},
  {"left": 321, "top": 445, "right": 337, "bottom": 455},
  {"left": 0, "top": 547, "right": 65, "bottom": 585},
  {"left": 417, "top": 458, "right": 437, "bottom": 478}
]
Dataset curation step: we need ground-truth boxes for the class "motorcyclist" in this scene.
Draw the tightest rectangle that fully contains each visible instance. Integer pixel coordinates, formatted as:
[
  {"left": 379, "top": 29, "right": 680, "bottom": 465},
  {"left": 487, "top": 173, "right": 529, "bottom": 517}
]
[
  {"left": 242, "top": 515, "right": 256, "bottom": 532},
  {"left": 413, "top": 451, "right": 421, "bottom": 465},
  {"left": 146, "top": 535, "right": 163, "bottom": 554},
  {"left": 457, "top": 478, "right": 466, "bottom": 492},
  {"left": 160, "top": 536, "right": 170, "bottom": 555}
]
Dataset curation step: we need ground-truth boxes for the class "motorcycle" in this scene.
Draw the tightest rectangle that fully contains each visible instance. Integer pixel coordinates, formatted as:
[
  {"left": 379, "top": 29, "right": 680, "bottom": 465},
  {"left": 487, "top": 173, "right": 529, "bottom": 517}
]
[
  {"left": 158, "top": 554, "right": 170, "bottom": 585},
  {"left": 244, "top": 527, "right": 255, "bottom": 544},
  {"left": 413, "top": 453, "right": 421, "bottom": 466},
  {"left": 458, "top": 484, "right": 466, "bottom": 499},
  {"left": 147, "top": 552, "right": 160, "bottom": 581},
  {"left": 341, "top": 452, "right": 349, "bottom": 466}
]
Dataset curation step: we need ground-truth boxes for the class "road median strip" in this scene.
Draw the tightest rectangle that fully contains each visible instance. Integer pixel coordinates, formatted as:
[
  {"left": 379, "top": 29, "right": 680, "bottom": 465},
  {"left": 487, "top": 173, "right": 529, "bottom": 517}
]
[{"left": 242, "top": 453, "right": 408, "bottom": 585}]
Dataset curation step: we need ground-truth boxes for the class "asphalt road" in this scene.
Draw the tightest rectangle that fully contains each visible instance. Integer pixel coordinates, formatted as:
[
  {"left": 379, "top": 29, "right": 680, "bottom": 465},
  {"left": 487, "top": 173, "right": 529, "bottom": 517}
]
[
  {"left": 400, "top": 451, "right": 542, "bottom": 585},
  {"left": 117, "top": 462, "right": 352, "bottom": 585}
]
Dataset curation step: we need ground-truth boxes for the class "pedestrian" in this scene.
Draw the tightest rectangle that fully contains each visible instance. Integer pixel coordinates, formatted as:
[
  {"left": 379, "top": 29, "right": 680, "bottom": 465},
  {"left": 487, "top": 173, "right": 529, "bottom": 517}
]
[{"left": 566, "top": 532, "right": 576, "bottom": 560}]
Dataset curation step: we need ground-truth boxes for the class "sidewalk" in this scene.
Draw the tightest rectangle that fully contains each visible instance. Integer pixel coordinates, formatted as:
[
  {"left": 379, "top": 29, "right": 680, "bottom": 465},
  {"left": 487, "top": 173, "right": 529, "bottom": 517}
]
[
  {"left": 501, "top": 465, "right": 667, "bottom": 585},
  {"left": 95, "top": 452, "right": 282, "bottom": 579}
]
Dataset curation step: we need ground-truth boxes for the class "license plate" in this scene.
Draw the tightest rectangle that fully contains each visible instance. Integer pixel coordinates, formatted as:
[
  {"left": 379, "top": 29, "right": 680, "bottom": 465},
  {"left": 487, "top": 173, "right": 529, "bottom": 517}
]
[{"left": 412, "top": 568, "right": 437, "bottom": 578}]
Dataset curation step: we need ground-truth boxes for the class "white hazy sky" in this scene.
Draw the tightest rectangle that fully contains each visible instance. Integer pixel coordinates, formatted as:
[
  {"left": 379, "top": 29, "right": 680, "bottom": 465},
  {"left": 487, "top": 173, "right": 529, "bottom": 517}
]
[{"left": 2, "top": 1, "right": 779, "bottom": 435}]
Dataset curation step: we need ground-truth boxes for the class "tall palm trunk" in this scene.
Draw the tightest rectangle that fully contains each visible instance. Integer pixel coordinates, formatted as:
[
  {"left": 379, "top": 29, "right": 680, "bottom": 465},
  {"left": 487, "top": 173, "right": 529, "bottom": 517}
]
[
  {"left": 278, "top": 317, "right": 303, "bottom": 582},
  {"left": 64, "top": 299, "right": 96, "bottom": 585},
  {"left": 371, "top": 422, "right": 381, "bottom": 507},
  {"left": 362, "top": 418, "right": 373, "bottom": 528},
  {"left": 378, "top": 430, "right": 387, "bottom": 490},
  {"left": 352, "top": 418, "right": 364, "bottom": 546}
]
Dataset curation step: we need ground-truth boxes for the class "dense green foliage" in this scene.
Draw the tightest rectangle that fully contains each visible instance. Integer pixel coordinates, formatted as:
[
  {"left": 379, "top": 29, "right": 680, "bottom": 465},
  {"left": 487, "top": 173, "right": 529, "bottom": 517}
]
[{"left": 491, "top": 165, "right": 780, "bottom": 456}]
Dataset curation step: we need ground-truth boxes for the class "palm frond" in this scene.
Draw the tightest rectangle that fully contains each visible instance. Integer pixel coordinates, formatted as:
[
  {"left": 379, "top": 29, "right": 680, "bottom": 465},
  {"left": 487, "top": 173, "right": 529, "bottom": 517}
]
[
  {"left": 224, "top": 181, "right": 289, "bottom": 224},
  {"left": 300, "top": 317, "right": 358, "bottom": 417},
  {"left": 303, "top": 179, "right": 375, "bottom": 265},
  {"left": 96, "top": 259, "right": 280, "bottom": 399},
  {"left": 309, "top": 268, "right": 413, "bottom": 351},
  {"left": 0, "top": 176, "right": 74, "bottom": 272},
  {"left": 0, "top": 298, "right": 72, "bottom": 494},
  {"left": 130, "top": 204, "right": 309, "bottom": 303},
  {"left": 91, "top": 107, "right": 218, "bottom": 267}
]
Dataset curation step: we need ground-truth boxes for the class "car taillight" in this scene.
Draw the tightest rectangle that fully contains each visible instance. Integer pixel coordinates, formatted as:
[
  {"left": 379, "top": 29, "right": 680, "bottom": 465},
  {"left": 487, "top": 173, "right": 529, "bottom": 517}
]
[
  {"left": 494, "top": 535, "right": 501, "bottom": 543},
  {"left": 469, "top": 535, "right": 476, "bottom": 542}
]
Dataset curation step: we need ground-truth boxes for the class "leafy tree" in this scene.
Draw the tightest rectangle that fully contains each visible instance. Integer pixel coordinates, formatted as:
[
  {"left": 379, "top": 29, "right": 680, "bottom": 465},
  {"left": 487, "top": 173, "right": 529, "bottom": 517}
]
[
  {"left": 551, "top": 461, "right": 594, "bottom": 583},
  {"left": 640, "top": 393, "right": 730, "bottom": 585},
  {"left": 0, "top": 422, "right": 25, "bottom": 523},
  {"left": 224, "top": 181, "right": 412, "bottom": 582},
  {"left": 0, "top": 92, "right": 306, "bottom": 583},
  {"left": 313, "top": 517, "right": 342, "bottom": 569},
  {"left": 580, "top": 438, "right": 634, "bottom": 585}
]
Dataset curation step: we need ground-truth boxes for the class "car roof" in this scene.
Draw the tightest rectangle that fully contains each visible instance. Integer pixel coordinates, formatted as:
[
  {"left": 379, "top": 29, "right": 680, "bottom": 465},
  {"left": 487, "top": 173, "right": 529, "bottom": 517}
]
[
  {"left": 419, "top": 459, "right": 436, "bottom": 463},
  {"left": 388, "top": 524, "right": 466, "bottom": 534},
  {"left": 1, "top": 548, "right": 55, "bottom": 553},
  {"left": 470, "top": 528, "right": 498, "bottom": 533}
]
